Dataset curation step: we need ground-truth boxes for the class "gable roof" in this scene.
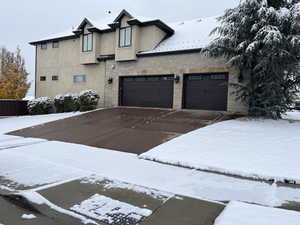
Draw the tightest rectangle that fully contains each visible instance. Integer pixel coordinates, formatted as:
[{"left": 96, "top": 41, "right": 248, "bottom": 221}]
[
  {"left": 113, "top": 9, "right": 133, "bottom": 22},
  {"left": 29, "top": 11, "right": 219, "bottom": 55},
  {"left": 29, "top": 10, "right": 173, "bottom": 45},
  {"left": 75, "top": 18, "right": 93, "bottom": 31}
]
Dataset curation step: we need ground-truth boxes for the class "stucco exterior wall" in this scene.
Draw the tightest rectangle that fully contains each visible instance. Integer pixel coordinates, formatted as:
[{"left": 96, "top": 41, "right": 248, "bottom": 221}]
[
  {"left": 100, "top": 32, "right": 115, "bottom": 55},
  {"left": 104, "top": 53, "right": 248, "bottom": 114},
  {"left": 139, "top": 25, "right": 167, "bottom": 52},
  {"left": 36, "top": 38, "right": 105, "bottom": 106}
]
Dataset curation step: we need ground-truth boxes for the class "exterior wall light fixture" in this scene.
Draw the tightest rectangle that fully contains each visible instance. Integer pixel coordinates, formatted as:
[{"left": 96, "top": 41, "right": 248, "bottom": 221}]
[
  {"left": 174, "top": 75, "right": 180, "bottom": 83},
  {"left": 108, "top": 77, "right": 113, "bottom": 84}
]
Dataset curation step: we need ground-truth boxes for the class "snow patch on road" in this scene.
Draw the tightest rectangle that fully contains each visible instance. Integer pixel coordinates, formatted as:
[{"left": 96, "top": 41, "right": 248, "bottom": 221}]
[
  {"left": 71, "top": 194, "right": 152, "bottom": 224},
  {"left": 21, "top": 214, "right": 36, "bottom": 219}
]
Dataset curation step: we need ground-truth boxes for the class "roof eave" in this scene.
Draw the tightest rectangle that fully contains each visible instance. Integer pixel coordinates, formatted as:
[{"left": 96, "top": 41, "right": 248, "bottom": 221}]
[
  {"left": 29, "top": 35, "right": 77, "bottom": 45},
  {"left": 137, "top": 48, "right": 202, "bottom": 57}
]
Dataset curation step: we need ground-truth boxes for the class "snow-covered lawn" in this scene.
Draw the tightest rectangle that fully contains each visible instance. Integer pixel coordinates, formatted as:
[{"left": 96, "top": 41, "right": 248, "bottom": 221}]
[
  {"left": 141, "top": 111, "right": 300, "bottom": 183},
  {"left": 214, "top": 201, "right": 300, "bottom": 225},
  {"left": 283, "top": 110, "right": 300, "bottom": 121},
  {"left": 1, "top": 141, "right": 300, "bottom": 207},
  {"left": 0, "top": 112, "right": 82, "bottom": 134}
]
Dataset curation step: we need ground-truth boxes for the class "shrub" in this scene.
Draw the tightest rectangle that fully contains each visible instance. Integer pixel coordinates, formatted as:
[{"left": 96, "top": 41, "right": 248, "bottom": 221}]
[
  {"left": 64, "top": 94, "right": 80, "bottom": 112},
  {"left": 27, "top": 97, "right": 54, "bottom": 115},
  {"left": 54, "top": 95, "right": 64, "bottom": 113},
  {"left": 78, "top": 90, "right": 100, "bottom": 112},
  {"left": 54, "top": 94, "right": 80, "bottom": 113}
]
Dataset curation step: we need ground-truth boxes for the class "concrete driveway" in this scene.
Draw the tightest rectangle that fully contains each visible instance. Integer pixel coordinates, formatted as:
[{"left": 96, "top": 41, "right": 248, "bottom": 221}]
[{"left": 9, "top": 107, "right": 231, "bottom": 154}]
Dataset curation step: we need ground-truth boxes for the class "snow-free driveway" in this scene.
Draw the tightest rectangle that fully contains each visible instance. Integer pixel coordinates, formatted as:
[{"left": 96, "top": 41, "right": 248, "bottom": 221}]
[{"left": 9, "top": 107, "right": 229, "bottom": 154}]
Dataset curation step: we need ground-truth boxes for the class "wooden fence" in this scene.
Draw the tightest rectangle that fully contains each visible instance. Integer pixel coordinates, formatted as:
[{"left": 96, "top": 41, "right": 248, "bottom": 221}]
[{"left": 0, "top": 100, "right": 28, "bottom": 116}]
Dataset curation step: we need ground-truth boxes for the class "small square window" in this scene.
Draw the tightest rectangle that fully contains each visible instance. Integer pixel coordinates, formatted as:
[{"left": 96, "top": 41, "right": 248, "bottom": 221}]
[
  {"left": 52, "top": 41, "right": 59, "bottom": 48},
  {"left": 73, "top": 75, "right": 86, "bottom": 83},
  {"left": 40, "top": 76, "right": 46, "bottom": 81},
  {"left": 41, "top": 43, "right": 47, "bottom": 49},
  {"left": 52, "top": 75, "right": 59, "bottom": 81}
]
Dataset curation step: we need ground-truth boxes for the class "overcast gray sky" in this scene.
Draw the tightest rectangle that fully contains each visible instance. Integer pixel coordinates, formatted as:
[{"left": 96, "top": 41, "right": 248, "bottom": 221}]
[{"left": 0, "top": 0, "right": 239, "bottom": 96}]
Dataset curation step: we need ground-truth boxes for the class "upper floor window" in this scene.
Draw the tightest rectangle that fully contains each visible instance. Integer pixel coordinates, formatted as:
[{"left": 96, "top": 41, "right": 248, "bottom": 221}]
[
  {"left": 52, "top": 41, "right": 59, "bottom": 48},
  {"left": 82, "top": 33, "right": 93, "bottom": 52},
  {"left": 119, "top": 27, "right": 132, "bottom": 47},
  {"left": 41, "top": 43, "right": 47, "bottom": 50}
]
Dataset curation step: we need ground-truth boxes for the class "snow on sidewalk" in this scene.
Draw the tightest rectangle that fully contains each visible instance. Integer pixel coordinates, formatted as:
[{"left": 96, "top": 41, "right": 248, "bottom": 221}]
[
  {"left": 141, "top": 117, "right": 300, "bottom": 183},
  {"left": 1, "top": 141, "right": 300, "bottom": 207},
  {"left": 0, "top": 137, "right": 46, "bottom": 150},
  {"left": 214, "top": 201, "right": 300, "bottom": 225},
  {"left": 0, "top": 148, "right": 87, "bottom": 187}
]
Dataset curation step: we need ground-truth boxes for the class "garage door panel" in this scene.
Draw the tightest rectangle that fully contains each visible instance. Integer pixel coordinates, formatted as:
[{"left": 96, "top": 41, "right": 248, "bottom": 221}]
[
  {"left": 183, "top": 73, "right": 229, "bottom": 111},
  {"left": 121, "top": 75, "right": 174, "bottom": 108}
]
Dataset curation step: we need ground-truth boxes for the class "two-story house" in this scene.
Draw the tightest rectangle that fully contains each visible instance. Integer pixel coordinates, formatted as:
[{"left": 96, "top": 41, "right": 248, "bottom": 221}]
[{"left": 30, "top": 10, "right": 247, "bottom": 114}]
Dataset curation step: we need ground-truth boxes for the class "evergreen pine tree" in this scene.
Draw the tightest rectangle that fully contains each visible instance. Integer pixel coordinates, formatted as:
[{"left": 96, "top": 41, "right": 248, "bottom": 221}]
[{"left": 204, "top": 0, "right": 300, "bottom": 119}]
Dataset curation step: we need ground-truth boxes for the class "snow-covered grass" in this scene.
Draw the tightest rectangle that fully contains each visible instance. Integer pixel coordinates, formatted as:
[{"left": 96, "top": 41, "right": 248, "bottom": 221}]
[
  {"left": 141, "top": 114, "right": 300, "bottom": 183},
  {"left": 0, "top": 112, "right": 82, "bottom": 134},
  {"left": 214, "top": 201, "right": 300, "bottom": 225},
  {"left": 283, "top": 110, "right": 300, "bottom": 121},
  {"left": 1, "top": 141, "right": 300, "bottom": 207}
]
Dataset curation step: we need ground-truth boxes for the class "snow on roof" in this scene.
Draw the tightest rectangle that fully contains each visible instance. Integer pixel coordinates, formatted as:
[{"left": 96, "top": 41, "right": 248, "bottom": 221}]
[
  {"left": 140, "top": 16, "right": 218, "bottom": 54},
  {"left": 31, "top": 14, "right": 159, "bottom": 44},
  {"left": 33, "top": 28, "right": 76, "bottom": 43},
  {"left": 31, "top": 14, "right": 219, "bottom": 54}
]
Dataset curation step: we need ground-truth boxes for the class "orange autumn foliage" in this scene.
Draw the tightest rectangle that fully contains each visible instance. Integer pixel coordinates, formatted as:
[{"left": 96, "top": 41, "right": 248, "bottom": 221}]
[{"left": 0, "top": 47, "right": 30, "bottom": 99}]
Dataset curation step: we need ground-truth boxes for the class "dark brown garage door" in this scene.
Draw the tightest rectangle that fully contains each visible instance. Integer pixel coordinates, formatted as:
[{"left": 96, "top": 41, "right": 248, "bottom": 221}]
[
  {"left": 120, "top": 75, "right": 174, "bottom": 108},
  {"left": 183, "top": 73, "right": 229, "bottom": 111}
]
